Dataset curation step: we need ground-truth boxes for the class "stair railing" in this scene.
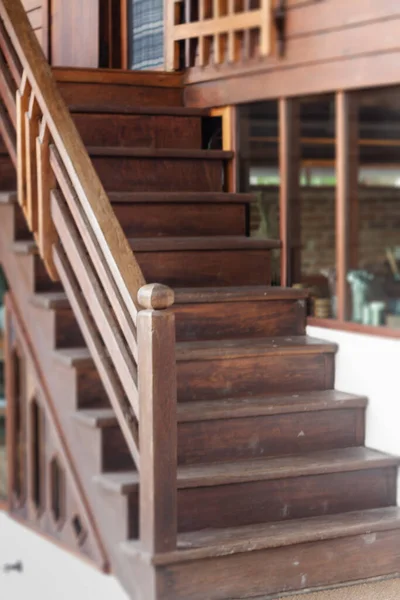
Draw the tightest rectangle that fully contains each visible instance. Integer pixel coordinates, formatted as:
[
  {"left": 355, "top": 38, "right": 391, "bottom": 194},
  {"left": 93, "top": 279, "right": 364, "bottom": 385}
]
[
  {"left": 0, "top": 0, "right": 178, "bottom": 552},
  {"left": 165, "top": 0, "right": 272, "bottom": 70}
]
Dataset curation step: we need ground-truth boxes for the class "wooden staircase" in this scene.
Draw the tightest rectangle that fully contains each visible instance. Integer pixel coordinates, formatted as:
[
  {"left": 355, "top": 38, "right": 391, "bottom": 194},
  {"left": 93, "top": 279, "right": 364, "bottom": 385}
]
[{"left": 0, "top": 2, "right": 399, "bottom": 598}]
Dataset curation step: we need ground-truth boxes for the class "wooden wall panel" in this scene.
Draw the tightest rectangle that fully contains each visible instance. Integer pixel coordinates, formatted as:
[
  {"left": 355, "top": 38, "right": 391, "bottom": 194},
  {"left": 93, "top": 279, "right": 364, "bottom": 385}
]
[
  {"left": 51, "top": 0, "right": 99, "bottom": 68},
  {"left": 21, "top": 0, "right": 49, "bottom": 58},
  {"left": 185, "top": 0, "right": 400, "bottom": 107}
]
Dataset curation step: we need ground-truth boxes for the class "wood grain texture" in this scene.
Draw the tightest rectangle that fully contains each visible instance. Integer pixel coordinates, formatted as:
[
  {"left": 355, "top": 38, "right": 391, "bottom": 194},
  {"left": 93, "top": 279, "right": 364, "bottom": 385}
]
[
  {"left": 72, "top": 113, "right": 202, "bottom": 150},
  {"left": 157, "top": 527, "right": 400, "bottom": 599},
  {"left": 137, "top": 307, "right": 178, "bottom": 553}
]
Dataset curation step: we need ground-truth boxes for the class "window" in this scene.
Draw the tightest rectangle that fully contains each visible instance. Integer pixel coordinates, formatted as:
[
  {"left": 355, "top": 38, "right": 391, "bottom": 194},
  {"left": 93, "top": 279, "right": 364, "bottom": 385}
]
[{"left": 238, "top": 87, "right": 400, "bottom": 335}]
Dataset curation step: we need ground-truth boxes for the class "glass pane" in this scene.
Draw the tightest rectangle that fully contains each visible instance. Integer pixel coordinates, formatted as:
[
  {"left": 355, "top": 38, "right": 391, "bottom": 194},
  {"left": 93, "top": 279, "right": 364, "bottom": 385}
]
[
  {"left": 238, "top": 101, "right": 281, "bottom": 284},
  {"left": 346, "top": 86, "right": 400, "bottom": 328}
]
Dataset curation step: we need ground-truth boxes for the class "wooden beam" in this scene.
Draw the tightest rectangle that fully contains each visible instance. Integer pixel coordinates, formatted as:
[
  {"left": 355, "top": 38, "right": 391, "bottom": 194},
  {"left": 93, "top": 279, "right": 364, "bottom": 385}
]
[
  {"left": 279, "top": 97, "right": 301, "bottom": 287},
  {"left": 335, "top": 91, "right": 358, "bottom": 322}
]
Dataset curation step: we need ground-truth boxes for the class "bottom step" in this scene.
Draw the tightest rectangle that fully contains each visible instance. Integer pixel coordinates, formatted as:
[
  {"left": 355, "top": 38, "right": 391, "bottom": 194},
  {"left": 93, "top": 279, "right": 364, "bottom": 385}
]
[{"left": 122, "top": 508, "right": 400, "bottom": 600}]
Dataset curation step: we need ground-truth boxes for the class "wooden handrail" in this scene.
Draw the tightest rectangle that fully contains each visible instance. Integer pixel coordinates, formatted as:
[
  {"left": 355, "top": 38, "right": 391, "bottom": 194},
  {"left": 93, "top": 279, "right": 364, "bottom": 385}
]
[{"left": 0, "top": 0, "right": 145, "bottom": 319}]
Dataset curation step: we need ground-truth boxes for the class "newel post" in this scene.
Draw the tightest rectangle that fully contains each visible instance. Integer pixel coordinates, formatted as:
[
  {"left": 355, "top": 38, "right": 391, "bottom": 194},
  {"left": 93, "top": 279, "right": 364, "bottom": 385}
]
[{"left": 137, "top": 283, "right": 177, "bottom": 554}]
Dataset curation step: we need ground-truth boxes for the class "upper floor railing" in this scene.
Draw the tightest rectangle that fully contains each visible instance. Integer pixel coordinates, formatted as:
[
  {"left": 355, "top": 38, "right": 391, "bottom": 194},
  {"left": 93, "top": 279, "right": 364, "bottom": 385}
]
[
  {"left": 0, "top": 0, "right": 178, "bottom": 554},
  {"left": 165, "top": 0, "right": 273, "bottom": 70}
]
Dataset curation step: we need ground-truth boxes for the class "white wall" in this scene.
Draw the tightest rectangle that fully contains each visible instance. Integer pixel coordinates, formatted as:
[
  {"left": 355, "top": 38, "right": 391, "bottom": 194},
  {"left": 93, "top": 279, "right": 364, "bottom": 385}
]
[
  {"left": 0, "top": 512, "right": 129, "bottom": 600},
  {"left": 308, "top": 325, "right": 400, "bottom": 503}
]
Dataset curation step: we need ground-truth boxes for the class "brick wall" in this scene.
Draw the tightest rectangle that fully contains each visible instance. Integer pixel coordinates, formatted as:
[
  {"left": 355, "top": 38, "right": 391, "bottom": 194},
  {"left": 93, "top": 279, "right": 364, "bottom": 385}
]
[{"left": 250, "top": 187, "right": 400, "bottom": 276}]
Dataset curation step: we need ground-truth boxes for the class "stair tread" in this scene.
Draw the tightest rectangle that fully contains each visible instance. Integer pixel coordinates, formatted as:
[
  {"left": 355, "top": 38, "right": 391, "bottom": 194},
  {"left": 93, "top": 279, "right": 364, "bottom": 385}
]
[
  {"left": 177, "top": 390, "right": 368, "bottom": 422},
  {"left": 96, "top": 447, "right": 398, "bottom": 493},
  {"left": 75, "top": 391, "right": 367, "bottom": 429},
  {"left": 70, "top": 106, "right": 209, "bottom": 117},
  {"left": 174, "top": 285, "right": 308, "bottom": 303},
  {"left": 0, "top": 191, "right": 17, "bottom": 204},
  {"left": 121, "top": 507, "right": 400, "bottom": 565},
  {"left": 128, "top": 236, "right": 281, "bottom": 253},
  {"left": 107, "top": 191, "right": 255, "bottom": 204},
  {"left": 53, "top": 347, "right": 93, "bottom": 367},
  {"left": 88, "top": 147, "right": 234, "bottom": 160},
  {"left": 73, "top": 408, "right": 116, "bottom": 428},
  {"left": 30, "top": 292, "right": 70, "bottom": 309},
  {"left": 176, "top": 335, "right": 338, "bottom": 361},
  {"left": 12, "top": 240, "right": 38, "bottom": 255}
]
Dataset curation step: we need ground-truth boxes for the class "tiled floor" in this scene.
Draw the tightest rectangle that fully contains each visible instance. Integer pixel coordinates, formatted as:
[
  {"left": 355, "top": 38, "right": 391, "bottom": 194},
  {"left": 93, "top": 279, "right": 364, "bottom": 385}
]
[{"left": 279, "top": 578, "right": 400, "bottom": 600}]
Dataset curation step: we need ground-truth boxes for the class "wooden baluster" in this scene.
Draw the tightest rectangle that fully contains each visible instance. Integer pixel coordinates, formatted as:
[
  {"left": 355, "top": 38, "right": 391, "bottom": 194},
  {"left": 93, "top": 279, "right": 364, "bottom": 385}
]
[
  {"left": 16, "top": 73, "right": 31, "bottom": 215},
  {"left": 260, "top": 0, "right": 272, "bottom": 56},
  {"left": 36, "top": 118, "right": 58, "bottom": 280},
  {"left": 25, "top": 91, "right": 41, "bottom": 233},
  {"left": 137, "top": 283, "right": 177, "bottom": 554}
]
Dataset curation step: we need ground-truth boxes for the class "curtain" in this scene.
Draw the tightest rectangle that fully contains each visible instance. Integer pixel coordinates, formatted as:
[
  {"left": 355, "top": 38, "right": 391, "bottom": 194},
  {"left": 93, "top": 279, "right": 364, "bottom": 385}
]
[{"left": 130, "top": 0, "right": 164, "bottom": 70}]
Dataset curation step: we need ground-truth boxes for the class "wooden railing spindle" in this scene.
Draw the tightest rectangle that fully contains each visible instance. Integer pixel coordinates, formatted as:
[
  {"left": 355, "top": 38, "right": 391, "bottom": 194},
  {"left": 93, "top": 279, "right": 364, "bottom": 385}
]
[
  {"left": 36, "top": 118, "right": 58, "bottom": 280},
  {"left": 25, "top": 91, "right": 40, "bottom": 232},
  {"left": 16, "top": 73, "right": 30, "bottom": 215}
]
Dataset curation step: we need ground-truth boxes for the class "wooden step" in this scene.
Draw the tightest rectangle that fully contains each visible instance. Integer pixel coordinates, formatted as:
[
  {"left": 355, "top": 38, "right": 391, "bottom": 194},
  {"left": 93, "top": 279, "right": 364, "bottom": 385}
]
[
  {"left": 52, "top": 347, "right": 110, "bottom": 409},
  {"left": 128, "top": 236, "right": 280, "bottom": 252},
  {"left": 173, "top": 285, "right": 307, "bottom": 341},
  {"left": 177, "top": 390, "right": 367, "bottom": 422},
  {"left": 12, "top": 240, "right": 37, "bottom": 255},
  {"left": 73, "top": 410, "right": 133, "bottom": 473},
  {"left": 30, "top": 292, "right": 84, "bottom": 348},
  {"left": 56, "top": 70, "right": 184, "bottom": 112},
  {"left": 30, "top": 292, "right": 70, "bottom": 310},
  {"left": 121, "top": 508, "right": 400, "bottom": 600},
  {"left": 114, "top": 199, "right": 248, "bottom": 238},
  {"left": 130, "top": 237, "right": 274, "bottom": 287},
  {"left": 77, "top": 391, "right": 367, "bottom": 465},
  {"left": 108, "top": 191, "right": 255, "bottom": 204},
  {"left": 177, "top": 390, "right": 367, "bottom": 464},
  {"left": 90, "top": 148, "right": 230, "bottom": 193},
  {"left": 97, "top": 447, "right": 398, "bottom": 533},
  {"left": 0, "top": 191, "right": 16, "bottom": 204},
  {"left": 176, "top": 336, "right": 337, "bottom": 401},
  {"left": 53, "top": 347, "right": 93, "bottom": 368},
  {"left": 73, "top": 111, "right": 203, "bottom": 150}
]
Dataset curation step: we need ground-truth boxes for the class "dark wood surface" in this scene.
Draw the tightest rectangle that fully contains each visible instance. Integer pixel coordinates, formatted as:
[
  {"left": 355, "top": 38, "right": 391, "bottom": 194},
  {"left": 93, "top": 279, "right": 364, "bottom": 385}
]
[{"left": 0, "top": 11, "right": 399, "bottom": 598}]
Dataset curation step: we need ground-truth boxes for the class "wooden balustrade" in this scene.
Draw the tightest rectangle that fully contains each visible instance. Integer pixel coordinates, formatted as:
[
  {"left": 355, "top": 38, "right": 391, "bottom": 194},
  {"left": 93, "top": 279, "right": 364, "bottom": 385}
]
[
  {"left": 165, "top": 0, "right": 272, "bottom": 70},
  {"left": 0, "top": 0, "right": 179, "bottom": 552}
]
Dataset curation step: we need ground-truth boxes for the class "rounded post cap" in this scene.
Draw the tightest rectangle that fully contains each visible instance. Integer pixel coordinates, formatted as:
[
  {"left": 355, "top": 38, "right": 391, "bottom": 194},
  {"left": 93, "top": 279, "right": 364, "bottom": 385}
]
[{"left": 138, "top": 283, "right": 175, "bottom": 310}]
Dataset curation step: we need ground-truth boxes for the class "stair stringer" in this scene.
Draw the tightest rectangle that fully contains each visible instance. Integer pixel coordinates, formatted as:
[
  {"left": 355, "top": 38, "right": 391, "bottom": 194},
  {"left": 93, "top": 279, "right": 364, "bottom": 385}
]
[{"left": 0, "top": 198, "right": 145, "bottom": 598}]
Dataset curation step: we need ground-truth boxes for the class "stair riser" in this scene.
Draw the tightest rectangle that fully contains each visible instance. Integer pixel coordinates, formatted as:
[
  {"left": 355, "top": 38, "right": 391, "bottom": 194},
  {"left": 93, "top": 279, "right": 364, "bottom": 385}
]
[
  {"left": 76, "top": 369, "right": 111, "bottom": 410},
  {"left": 59, "top": 82, "right": 183, "bottom": 110},
  {"left": 33, "top": 256, "right": 64, "bottom": 293},
  {"left": 93, "top": 157, "right": 224, "bottom": 192},
  {"left": 101, "top": 427, "right": 134, "bottom": 473},
  {"left": 137, "top": 250, "right": 271, "bottom": 287},
  {"left": 174, "top": 299, "right": 306, "bottom": 342},
  {"left": 13, "top": 205, "right": 31, "bottom": 241},
  {"left": 54, "top": 308, "right": 86, "bottom": 349},
  {"left": 178, "top": 408, "right": 365, "bottom": 464},
  {"left": 177, "top": 352, "right": 335, "bottom": 401},
  {"left": 113, "top": 203, "right": 247, "bottom": 238},
  {"left": 177, "top": 467, "right": 397, "bottom": 532},
  {"left": 73, "top": 113, "right": 202, "bottom": 149},
  {"left": 0, "top": 154, "right": 16, "bottom": 189},
  {"left": 157, "top": 528, "right": 400, "bottom": 600}
]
